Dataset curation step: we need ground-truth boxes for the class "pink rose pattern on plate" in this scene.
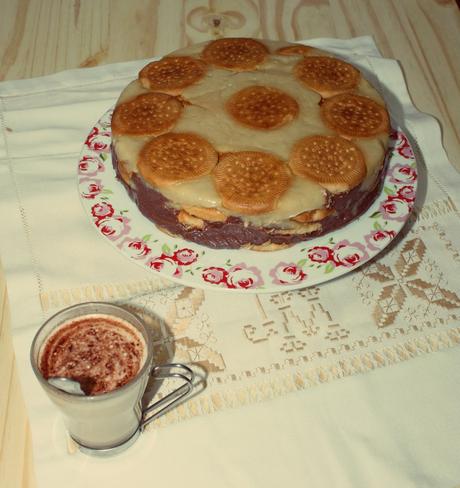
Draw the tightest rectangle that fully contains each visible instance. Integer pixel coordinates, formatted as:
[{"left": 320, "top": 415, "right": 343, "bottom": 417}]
[
  {"left": 173, "top": 248, "right": 198, "bottom": 266},
  {"left": 364, "top": 229, "right": 396, "bottom": 251},
  {"left": 306, "top": 240, "right": 369, "bottom": 274},
  {"left": 202, "top": 263, "right": 264, "bottom": 289},
  {"left": 117, "top": 237, "right": 152, "bottom": 260},
  {"left": 91, "top": 201, "right": 114, "bottom": 219},
  {"left": 202, "top": 267, "right": 228, "bottom": 285},
  {"left": 390, "top": 130, "right": 414, "bottom": 160},
  {"left": 85, "top": 126, "right": 111, "bottom": 153},
  {"left": 96, "top": 215, "right": 131, "bottom": 241},
  {"left": 145, "top": 247, "right": 200, "bottom": 278},
  {"left": 80, "top": 177, "right": 103, "bottom": 199},
  {"left": 79, "top": 118, "right": 417, "bottom": 290},
  {"left": 78, "top": 155, "right": 105, "bottom": 176},
  {"left": 332, "top": 240, "right": 369, "bottom": 268},
  {"left": 269, "top": 262, "right": 307, "bottom": 285},
  {"left": 147, "top": 254, "right": 182, "bottom": 278},
  {"left": 379, "top": 197, "right": 412, "bottom": 222}
]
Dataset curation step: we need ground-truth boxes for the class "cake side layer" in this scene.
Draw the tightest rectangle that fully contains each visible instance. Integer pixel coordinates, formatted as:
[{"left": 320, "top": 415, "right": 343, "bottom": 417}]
[{"left": 112, "top": 146, "right": 388, "bottom": 250}]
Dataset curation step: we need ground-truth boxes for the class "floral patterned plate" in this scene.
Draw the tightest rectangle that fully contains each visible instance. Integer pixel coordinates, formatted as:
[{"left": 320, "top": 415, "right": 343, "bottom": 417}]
[{"left": 78, "top": 109, "right": 417, "bottom": 292}]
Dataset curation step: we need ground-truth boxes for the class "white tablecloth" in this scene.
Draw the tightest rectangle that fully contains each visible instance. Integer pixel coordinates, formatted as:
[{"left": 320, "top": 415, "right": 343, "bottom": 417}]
[{"left": 1, "top": 36, "right": 459, "bottom": 488}]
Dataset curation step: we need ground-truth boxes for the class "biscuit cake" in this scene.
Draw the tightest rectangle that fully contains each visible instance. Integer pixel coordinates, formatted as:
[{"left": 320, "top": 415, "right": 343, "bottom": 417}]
[{"left": 111, "top": 38, "right": 390, "bottom": 250}]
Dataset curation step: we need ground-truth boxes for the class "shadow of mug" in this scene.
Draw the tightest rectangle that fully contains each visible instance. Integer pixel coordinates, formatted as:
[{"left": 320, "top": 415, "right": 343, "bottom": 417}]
[{"left": 122, "top": 301, "right": 208, "bottom": 420}]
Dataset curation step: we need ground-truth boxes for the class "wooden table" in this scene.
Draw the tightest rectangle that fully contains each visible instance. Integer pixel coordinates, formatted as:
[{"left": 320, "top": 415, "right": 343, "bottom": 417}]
[{"left": 1, "top": 1, "right": 459, "bottom": 486}]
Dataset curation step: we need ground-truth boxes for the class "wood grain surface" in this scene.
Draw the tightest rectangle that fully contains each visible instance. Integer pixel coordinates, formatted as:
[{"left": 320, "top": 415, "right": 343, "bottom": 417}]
[{"left": 0, "top": 1, "right": 459, "bottom": 486}]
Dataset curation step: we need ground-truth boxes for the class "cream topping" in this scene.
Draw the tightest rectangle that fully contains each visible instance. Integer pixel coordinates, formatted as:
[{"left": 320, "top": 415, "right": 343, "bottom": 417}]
[{"left": 112, "top": 39, "right": 388, "bottom": 226}]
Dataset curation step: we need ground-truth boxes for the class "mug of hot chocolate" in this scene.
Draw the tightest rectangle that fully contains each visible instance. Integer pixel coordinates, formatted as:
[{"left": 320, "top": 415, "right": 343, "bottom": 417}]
[{"left": 30, "top": 302, "right": 194, "bottom": 455}]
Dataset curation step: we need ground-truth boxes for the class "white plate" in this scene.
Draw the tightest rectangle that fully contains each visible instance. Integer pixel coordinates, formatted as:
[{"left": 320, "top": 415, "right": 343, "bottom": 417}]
[{"left": 78, "top": 108, "right": 418, "bottom": 292}]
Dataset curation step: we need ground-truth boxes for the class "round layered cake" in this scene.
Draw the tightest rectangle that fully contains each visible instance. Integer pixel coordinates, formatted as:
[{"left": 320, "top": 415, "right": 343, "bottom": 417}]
[{"left": 111, "top": 38, "right": 390, "bottom": 250}]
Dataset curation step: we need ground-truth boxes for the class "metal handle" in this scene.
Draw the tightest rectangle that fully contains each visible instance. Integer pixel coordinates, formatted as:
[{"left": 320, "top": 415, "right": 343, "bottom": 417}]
[{"left": 140, "top": 363, "right": 194, "bottom": 429}]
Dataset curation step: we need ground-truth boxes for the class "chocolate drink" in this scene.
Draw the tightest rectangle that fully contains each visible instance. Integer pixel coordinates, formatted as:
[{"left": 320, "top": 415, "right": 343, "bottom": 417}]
[
  {"left": 39, "top": 314, "right": 147, "bottom": 396},
  {"left": 31, "top": 303, "right": 159, "bottom": 452}
]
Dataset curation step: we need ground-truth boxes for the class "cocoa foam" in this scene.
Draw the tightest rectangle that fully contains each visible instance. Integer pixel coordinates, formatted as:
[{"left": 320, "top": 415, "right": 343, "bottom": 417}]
[{"left": 39, "top": 314, "right": 147, "bottom": 396}]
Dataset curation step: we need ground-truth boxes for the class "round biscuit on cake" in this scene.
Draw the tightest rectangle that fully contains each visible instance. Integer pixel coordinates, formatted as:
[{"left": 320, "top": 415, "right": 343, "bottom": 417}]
[
  {"left": 226, "top": 85, "right": 299, "bottom": 130},
  {"left": 177, "top": 209, "right": 205, "bottom": 229},
  {"left": 294, "top": 56, "right": 361, "bottom": 98},
  {"left": 275, "top": 44, "right": 313, "bottom": 56},
  {"left": 213, "top": 151, "right": 291, "bottom": 215},
  {"left": 182, "top": 205, "right": 227, "bottom": 223},
  {"left": 288, "top": 135, "right": 366, "bottom": 194},
  {"left": 320, "top": 93, "right": 390, "bottom": 138},
  {"left": 139, "top": 56, "right": 207, "bottom": 95},
  {"left": 138, "top": 132, "right": 218, "bottom": 187},
  {"left": 111, "top": 92, "right": 183, "bottom": 137},
  {"left": 291, "top": 208, "right": 334, "bottom": 223},
  {"left": 244, "top": 241, "right": 291, "bottom": 251},
  {"left": 201, "top": 38, "right": 268, "bottom": 71},
  {"left": 116, "top": 159, "right": 133, "bottom": 184}
]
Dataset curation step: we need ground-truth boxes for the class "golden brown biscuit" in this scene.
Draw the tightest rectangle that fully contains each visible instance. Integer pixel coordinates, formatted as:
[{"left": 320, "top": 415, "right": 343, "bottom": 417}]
[
  {"left": 213, "top": 151, "right": 291, "bottom": 215},
  {"left": 138, "top": 133, "right": 218, "bottom": 187},
  {"left": 320, "top": 93, "right": 390, "bottom": 138},
  {"left": 294, "top": 56, "right": 360, "bottom": 98},
  {"left": 139, "top": 56, "right": 207, "bottom": 95},
  {"left": 270, "top": 223, "right": 321, "bottom": 235},
  {"left": 177, "top": 210, "right": 205, "bottom": 229},
  {"left": 182, "top": 205, "right": 227, "bottom": 222},
  {"left": 288, "top": 135, "right": 366, "bottom": 193},
  {"left": 201, "top": 38, "right": 268, "bottom": 71},
  {"left": 291, "top": 208, "right": 334, "bottom": 223},
  {"left": 111, "top": 93, "right": 183, "bottom": 137},
  {"left": 226, "top": 85, "right": 299, "bottom": 130},
  {"left": 117, "top": 159, "right": 133, "bottom": 184},
  {"left": 244, "top": 241, "right": 291, "bottom": 251},
  {"left": 276, "top": 44, "right": 312, "bottom": 56}
]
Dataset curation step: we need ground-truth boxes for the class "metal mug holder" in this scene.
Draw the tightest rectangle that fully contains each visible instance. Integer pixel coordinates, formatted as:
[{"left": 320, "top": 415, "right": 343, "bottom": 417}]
[
  {"left": 141, "top": 363, "right": 194, "bottom": 428},
  {"left": 74, "top": 363, "right": 194, "bottom": 456}
]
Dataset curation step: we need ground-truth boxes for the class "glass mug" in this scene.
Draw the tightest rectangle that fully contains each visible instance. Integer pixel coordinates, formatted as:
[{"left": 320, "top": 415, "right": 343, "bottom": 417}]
[{"left": 30, "top": 302, "right": 194, "bottom": 455}]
